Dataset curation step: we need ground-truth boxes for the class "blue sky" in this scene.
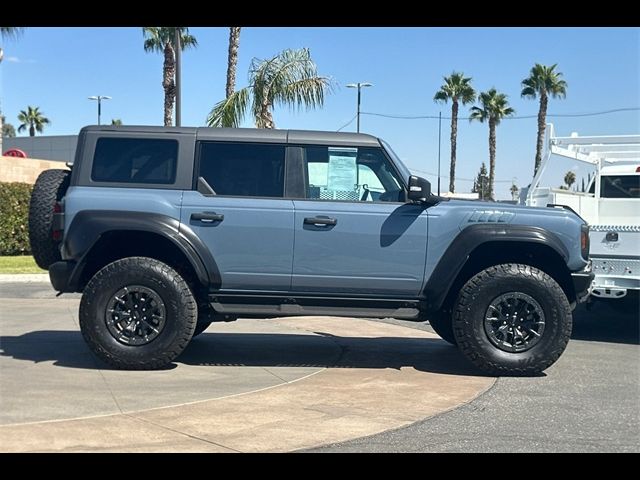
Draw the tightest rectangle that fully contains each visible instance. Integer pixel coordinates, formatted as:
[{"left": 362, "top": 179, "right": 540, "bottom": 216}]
[{"left": 1, "top": 27, "right": 639, "bottom": 199}]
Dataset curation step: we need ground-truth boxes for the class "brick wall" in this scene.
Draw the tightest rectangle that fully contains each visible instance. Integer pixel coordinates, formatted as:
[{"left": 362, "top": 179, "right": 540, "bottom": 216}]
[{"left": 0, "top": 156, "right": 69, "bottom": 184}]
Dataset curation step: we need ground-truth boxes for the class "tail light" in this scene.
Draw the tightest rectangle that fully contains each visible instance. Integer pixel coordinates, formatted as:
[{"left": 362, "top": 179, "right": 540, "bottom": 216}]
[{"left": 580, "top": 224, "right": 590, "bottom": 260}]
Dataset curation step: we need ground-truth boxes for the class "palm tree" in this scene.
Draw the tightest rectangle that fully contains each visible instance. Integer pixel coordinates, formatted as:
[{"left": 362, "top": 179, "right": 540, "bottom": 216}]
[
  {"left": 564, "top": 170, "right": 576, "bottom": 190},
  {"left": 469, "top": 89, "right": 515, "bottom": 200},
  {"left": 434, "top": 72, "right": 476, "bottom": 193},
  {"left": 111, "top": 118, "right": 123, "bottom": 126},
  {"left": 521, "top": 63, "right": 567, "bottom": 175},
  {"left": 0, "top": 27, "right": 24, "bottom": 64},
  {"left": 226, "top": 27, "right": 241, "bottom": 99},
  {"left": 1, "top": 28, "right": 24, "bottom": 153},
  {"left": 2, "top": 115, "right": 16, "bottom": 137},
  {"left": 207, "top": 48, "right": 332, "bottom": 129},
  {"left": 17, "top": 106, "right": 50, "bottom": 136},
  {"left": 143, "top": 27, "right": 197, "bottom": 127}
]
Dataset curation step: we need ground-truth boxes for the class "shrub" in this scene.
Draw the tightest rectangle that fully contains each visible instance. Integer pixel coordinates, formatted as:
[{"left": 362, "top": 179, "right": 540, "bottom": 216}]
[{"left": 0, "top": 182, "right": 33, "bottom": 255}]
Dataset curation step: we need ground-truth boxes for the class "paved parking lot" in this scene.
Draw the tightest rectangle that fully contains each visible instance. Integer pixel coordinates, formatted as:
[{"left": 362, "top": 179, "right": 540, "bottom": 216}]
[
  {"left": 0, "top": 281, "right": 638, "bottom": 452},
  {"left": 312, "top": 302, "right": 640, "bottom": 452}
]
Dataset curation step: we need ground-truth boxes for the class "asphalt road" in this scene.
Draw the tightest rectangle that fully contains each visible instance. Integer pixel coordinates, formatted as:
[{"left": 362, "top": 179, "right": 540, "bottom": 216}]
[{"left": 310, "top": 301, "right": 640, "bottom": 452}]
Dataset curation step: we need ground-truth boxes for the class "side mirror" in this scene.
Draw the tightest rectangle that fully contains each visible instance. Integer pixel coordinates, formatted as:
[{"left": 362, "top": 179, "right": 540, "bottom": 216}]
[{"left": 407, "top": 175, "right": 431, "bottom": 201}]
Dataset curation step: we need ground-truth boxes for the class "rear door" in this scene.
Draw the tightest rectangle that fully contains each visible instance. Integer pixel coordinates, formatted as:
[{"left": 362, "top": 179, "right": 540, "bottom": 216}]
[
  {"left": 291, "top": 144, "right": 428, "bottom": 296},
  {"left": 180, "top": 141, "right": 294, "bottom": 292}
]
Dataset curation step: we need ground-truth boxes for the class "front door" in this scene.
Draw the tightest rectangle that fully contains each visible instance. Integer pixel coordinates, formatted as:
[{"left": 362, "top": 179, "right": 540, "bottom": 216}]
[
  {"left": 181, "top": 141, "right": 294, "bottom": 292},
  {"left": 291, "top": 144, "right": 428, "bottom": 296}
]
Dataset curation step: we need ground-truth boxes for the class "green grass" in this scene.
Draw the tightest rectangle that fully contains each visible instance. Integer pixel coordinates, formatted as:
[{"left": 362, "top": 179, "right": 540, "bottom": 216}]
[{"left": 0, "top": 256, "right": 46, "bottom": 274}]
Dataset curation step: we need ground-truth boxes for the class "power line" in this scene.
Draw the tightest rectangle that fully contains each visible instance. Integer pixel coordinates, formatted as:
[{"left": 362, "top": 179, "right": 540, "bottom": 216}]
[
  {"left": 360, "top": 106, "right": 640, "bottom": 121},
  {"left": 412, "top": 168, "right": 516, "bottom": 183},
  {"left": 336, "top": 114, "right": 357, "bottom": 132}
]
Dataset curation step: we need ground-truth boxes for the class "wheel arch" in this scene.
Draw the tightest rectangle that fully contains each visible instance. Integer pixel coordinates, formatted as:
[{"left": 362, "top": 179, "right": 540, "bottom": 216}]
[
  {"left": 423, "top": 224, "right": 575, "bottom": 313},
  {"left": 63, "top": 211, "right": 220, "bottom": 293}
]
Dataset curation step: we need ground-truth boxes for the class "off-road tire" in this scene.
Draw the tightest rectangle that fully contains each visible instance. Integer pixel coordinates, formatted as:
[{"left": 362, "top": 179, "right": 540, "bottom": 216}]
[
  {"left": 453, "top": 263, "right": 572, "bottom": 376},
  {"left": 28, "top": 169, "right": 70, "bottom": 269},
  {"left": 79, "top": 257, "right": 197, "bottom": 369},
  {"left": 428, "top": 310, "right": 456, "bottom": 345}
]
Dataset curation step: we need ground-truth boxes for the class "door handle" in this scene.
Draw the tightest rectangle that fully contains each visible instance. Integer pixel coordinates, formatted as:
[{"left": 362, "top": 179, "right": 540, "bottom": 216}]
[
  {"left": 191, "top": 212, "right": 224, "bottom": 223},
  {"left": 304, "top": 216, "right": 337, "bottom": 226}
]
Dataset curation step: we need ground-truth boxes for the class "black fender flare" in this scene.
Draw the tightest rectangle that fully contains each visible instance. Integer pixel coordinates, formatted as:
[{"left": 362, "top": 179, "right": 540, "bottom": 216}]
[
  {"left": 423, "top": 224, "right": 570, "bottom": 312},
  {"left": 63, "top": 211, "right": 220, "bottom": 290}
]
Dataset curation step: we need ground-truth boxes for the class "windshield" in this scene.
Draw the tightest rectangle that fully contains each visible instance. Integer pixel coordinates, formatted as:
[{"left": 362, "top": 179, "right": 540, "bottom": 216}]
[{"left": 380, "top": 139, "right": 412, "bottom": 184}]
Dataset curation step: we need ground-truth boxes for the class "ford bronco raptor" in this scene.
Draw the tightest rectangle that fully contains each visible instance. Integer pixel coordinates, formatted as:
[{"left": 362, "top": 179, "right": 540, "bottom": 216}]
[{"left": 28, "top": 126, "right": 593, "bottom": 375}]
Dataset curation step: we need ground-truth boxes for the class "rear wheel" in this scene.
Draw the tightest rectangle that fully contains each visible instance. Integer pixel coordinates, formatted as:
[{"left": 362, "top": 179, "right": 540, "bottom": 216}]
[
  {"left": 28, "top": 169, "right": 70, "bottom": 269},
  {"left": 453, "top": 263, "right": 572, "bottom": 376},
  {"left": 79, "top": 257, "right": 197, "bottom": 369}
]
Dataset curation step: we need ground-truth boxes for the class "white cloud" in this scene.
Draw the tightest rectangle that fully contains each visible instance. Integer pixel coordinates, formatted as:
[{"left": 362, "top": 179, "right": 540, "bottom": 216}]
[{"left": 4, "top": 56, "right": 36, "bottom": 64}]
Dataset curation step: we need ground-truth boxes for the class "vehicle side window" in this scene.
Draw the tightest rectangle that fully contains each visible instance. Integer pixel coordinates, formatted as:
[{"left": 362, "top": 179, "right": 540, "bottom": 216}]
[
  {"left": 302, "top": 146, "right": 404, "bottom": 202},
  {"left": 198, "top": 142, "right": 285, "bottom": 198},
  {"left": 600, "top": 175, "right": 640, "bottom": 198},
  {"left": 91, "top": 138, "right": 178, "bottom": 184}
]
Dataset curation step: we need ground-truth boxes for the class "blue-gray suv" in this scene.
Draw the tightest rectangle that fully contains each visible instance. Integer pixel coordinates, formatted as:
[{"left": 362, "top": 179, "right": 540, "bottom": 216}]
[{"left": 28, "top": 126, "right": 593, "bottom": 375}]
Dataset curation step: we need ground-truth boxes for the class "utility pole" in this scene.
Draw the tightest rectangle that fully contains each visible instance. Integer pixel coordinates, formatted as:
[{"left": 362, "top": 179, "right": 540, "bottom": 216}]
[{"left": 346, "top": 82, "right": 373, "bottom": 133}]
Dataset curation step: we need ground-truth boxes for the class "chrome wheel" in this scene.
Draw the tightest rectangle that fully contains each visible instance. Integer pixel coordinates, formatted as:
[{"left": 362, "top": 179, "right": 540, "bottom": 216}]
[
  {"left": 484, "top": 292, "right": 545, "bottom": 353},
  {"left": 105, "top": 285, "right": 166, "bottom": 346}
]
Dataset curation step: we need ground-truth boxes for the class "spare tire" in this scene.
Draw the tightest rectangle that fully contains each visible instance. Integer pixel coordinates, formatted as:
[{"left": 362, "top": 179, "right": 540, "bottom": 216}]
[{"left": 29, "top": 169, "right": 70, "bottom": 269}]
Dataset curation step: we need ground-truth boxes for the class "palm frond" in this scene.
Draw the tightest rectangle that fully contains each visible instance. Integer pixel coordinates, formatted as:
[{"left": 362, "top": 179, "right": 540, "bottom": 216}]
[
  {"left": 521, "top": 62, "right": 567, "bottom": 99},
  {"left": 206, "top": 87, "right": 251, "bottom": 128},
  {"left": 469, "top": 106, "right": 487, "bottom": 123},
  {"left": 434, "top": 71, "right": 476, "bottom": 105}
]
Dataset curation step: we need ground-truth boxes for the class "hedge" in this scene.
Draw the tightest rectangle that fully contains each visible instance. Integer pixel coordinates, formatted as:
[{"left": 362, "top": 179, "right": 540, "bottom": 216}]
[{"left": 0, "top": 182, "right": 33, "bottom": 255}]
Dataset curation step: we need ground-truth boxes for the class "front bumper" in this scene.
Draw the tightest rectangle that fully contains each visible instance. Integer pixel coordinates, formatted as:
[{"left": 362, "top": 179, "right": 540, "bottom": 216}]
[{"left": 571, "top": 262, "right": 594, "bottom": 303}]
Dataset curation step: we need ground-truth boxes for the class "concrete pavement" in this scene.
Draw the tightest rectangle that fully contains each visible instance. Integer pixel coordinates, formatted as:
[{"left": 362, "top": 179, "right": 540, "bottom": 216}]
[{"left": 0, "top": 283, "right": 493, "bottom": 452}]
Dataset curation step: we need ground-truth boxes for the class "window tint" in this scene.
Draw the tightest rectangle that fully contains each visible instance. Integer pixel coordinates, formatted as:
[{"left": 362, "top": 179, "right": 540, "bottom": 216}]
[
  {"left": 600, "top": 175, "right": 640, "bottom": 198},
  {"left": 92, "top": 138, "right": 178, "bottom": 184},
  {"left": 303, "top": 146, "right": 404, "bottom": 202},
  {"left": 198, "top": 142, "right": 285, "bottom": 198}
]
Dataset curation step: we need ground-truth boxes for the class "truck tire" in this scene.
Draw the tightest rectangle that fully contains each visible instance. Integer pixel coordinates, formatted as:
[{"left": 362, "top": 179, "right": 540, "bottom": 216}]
[
  {"left": 79, "top": 257, "right": 197, "bottom": 369},
  {"left": 28, "top": 169, "right": 70, "bottom": 269},
  {"left": 428, "top": 310, "right": 457, "bottom": 345},
  {"left": 453, "top": 263, "right": 572, "bottom": 376}
]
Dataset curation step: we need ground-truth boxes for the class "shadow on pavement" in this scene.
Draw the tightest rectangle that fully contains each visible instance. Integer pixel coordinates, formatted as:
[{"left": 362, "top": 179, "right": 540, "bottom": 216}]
[
  {"left": 572, "top": 303, "right": 639, "bottom": 345},
  {"left": 0, "top": 329, "right": 485, "bottom": 376}
]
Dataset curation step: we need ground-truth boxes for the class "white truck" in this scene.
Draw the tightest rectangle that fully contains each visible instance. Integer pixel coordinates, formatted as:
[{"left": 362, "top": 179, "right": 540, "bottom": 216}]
[{"left": 525, "top": 124, "right": 640, "bottom": 307}]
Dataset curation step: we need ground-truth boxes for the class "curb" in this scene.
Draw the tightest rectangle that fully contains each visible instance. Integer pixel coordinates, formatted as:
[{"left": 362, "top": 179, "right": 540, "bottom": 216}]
[{"left": 0, "top": 274, "right": 50, "bottom": 283}]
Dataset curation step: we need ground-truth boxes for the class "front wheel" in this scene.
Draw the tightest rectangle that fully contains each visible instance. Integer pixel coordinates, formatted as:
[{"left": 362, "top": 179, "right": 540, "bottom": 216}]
[
  {"left": 453, "top": 264, "right": 572, "bottom": 376},
  {"left": 79, "top": 257, "right": 197, "bottom": 369}
]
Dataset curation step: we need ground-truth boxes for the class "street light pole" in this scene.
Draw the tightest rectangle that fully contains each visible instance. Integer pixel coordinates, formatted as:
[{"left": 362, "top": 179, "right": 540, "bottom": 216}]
[
  {"left": 346, "top": 82, "right": 373, "bottom": 133},
  {"left": 88, "top": 95, "right": 112, "bottom": 125},
  {"left": 437, "top": 111, "right": 442, "bottom": 196}
]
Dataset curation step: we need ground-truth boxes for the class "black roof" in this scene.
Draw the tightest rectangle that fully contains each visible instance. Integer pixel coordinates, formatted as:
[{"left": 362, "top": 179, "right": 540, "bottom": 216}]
[{"left": 81, "top": 125, "right": 381, "bottom": 147}]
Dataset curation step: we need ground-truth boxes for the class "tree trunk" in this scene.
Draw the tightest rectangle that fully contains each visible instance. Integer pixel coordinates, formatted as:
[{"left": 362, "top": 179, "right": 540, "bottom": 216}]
[
  {"left": 162, "top": 42, "right": 176, "bottom": 127},
  {"left": 259, "top": 104, "right": 275, "bottom": 129},
  {"left": 534, "top": 92, "right": 548, "bottom": 175},
  {"left": 226, "top": 27, "right": 241, "bottom": 99},
  {"left": 488, "top": 117, "right": 496, "bottom": 200},
  {"left": 0, "top": 114, "right": 3, "bottom": 154},
  {"left": 29, "top": 124, "right": 35, "bottom": 137},
  {"left": 449, "top": 100, "right": 458, "bottom": 193}
]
